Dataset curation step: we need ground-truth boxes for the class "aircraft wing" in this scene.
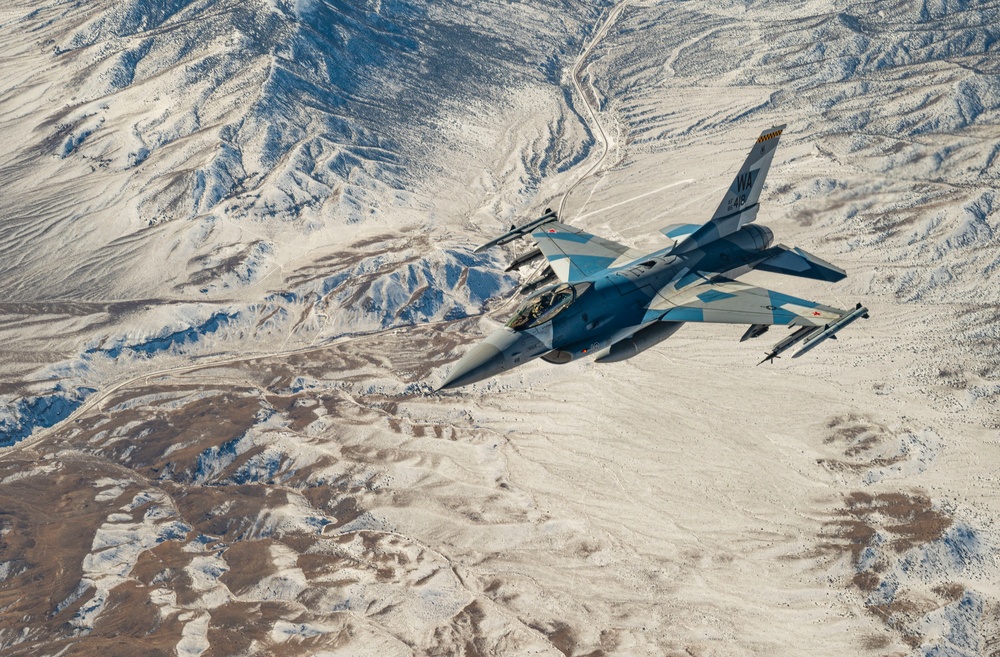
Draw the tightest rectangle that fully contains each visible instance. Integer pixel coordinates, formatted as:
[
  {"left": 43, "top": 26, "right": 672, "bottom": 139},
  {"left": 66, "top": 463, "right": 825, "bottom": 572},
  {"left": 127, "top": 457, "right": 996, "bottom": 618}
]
[
  {"left": 653, "top": 276, "right": 846, "bottom": 327},
  {"left": 530, "top": 221, "right": 643, "bottom": 283}
]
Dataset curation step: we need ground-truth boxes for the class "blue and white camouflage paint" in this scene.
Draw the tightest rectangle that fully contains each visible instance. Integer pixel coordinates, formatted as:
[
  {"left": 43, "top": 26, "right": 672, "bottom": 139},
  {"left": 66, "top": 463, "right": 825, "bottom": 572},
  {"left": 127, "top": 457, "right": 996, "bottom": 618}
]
[{"left": 440, "top": 126, "right": 869, "bottom": 389}]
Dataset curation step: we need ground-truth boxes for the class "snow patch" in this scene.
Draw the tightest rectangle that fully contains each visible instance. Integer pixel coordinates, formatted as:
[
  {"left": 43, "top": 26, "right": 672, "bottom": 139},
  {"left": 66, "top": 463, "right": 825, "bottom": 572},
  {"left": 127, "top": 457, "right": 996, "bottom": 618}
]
[{"left": 72, "top": 490, "right": 191, "bottom": 631}]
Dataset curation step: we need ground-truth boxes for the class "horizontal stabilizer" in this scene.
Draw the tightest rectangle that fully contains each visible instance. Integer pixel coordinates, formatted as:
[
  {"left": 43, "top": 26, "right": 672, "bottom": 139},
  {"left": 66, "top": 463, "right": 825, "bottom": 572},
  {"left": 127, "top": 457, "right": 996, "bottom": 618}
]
[
  {"left": 660, "top": 223, "right": 700, "bottom": 242},
  {"left": 756, "top": 245, "right": 846, "bottom": 282}
]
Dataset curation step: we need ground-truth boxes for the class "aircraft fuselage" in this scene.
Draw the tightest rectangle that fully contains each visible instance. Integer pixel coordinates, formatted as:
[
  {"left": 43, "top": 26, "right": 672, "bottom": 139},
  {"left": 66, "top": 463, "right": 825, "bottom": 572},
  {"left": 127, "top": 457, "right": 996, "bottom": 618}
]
[{"left": 439, "top": 224, "right": 775, "bottom": 389}]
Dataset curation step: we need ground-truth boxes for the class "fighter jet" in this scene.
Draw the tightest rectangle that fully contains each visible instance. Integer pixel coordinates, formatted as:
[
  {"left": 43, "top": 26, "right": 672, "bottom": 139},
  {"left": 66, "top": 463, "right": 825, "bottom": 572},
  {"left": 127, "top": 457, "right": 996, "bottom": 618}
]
[{"left": 439, "top": 125, "right": 869, "bottom": 390}]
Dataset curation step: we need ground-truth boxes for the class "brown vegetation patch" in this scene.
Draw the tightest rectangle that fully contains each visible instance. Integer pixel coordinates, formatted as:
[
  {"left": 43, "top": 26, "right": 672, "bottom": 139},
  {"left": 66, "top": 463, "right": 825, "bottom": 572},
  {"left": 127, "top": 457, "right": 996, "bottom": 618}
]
[
  {"left": 92, "top": 581, "right": 168, "bottom": 638},
  {"left": 204, "top": 601, "right": 320, "bottom": 657},
  {"left": 296, "top": 551, "right": 355, "bottom": 581},
  {"left": 282, "top": 532, "right": 321, "bottom": 554},
  {"left": 0, "top": 454, "right": 194, "bottom": 656},
  {"left": 427, "top": 600, "right": 490, "bottom": 657},
  {"left": 220, "top": 539, "right": 276, "bottom": 595},
  {"left": 203, "top": 601, "right": 265, "bottom": 657},
  {"left": 824, "top": 492, "right": 952, "bottom": 565},
  {"left": 818, "top": 454, "right": 907, "bottom": 474},
  {"left": 131, "top": 540, "right": 195, "bottom": 588},
  {"left": 265, "top": 393, "right": 321, "bottom": 433},
  {"left": 70, "top": 387, "right": 265, "bottom": 477},
  {"left": 0, "top": 460, "right": 129, "bottom": 627},
  {"left": 327, "top": 496, "right": 365, "bottom": 529},
  {"left": 18, "top": 629, "right": 184, "bottom": 657},
  {"left": 170, "top": 484, "right": 284, "bottom": 540},
  {"left": 818, "top": 415, "right": 924, "bottom": 477},
  {"left": 282, "top": 247, "right": 373, "bottom": 289},
  {"left": 842, "top": 492, "right": 952, "bottom": 553},
  {"left": 186, "top": 241, "right": 265, "bottom": 288},
  {"left": 820, "top": 491, "right": 957, "bottom": 651},
  {"left": 527, "top": 619, "right": 584, "bottom": 657},
  {"left": 869, "top": 594, "right": 939, "bottom": 641},
  {"left": 860, "top": 633, "right": 891, "bottom": 650},
  {"left": 852, "top": 571, "right": 881, "bottom": 591},
  {"left": 824, "top": 414, "right": 889, "bottom": 457},
  {"left": 0, "top": 322, "right": 572, "bottom": 654},
  {"left": 932, "top": 582, "right": 965, "bottom": 603}
]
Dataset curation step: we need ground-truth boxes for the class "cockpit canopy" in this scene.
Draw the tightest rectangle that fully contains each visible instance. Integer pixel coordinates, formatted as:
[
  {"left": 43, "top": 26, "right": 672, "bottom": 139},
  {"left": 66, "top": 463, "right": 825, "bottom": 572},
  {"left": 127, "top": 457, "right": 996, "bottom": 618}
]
[{"left": 507, "top": 283, "right": 577, "bottom": 331}]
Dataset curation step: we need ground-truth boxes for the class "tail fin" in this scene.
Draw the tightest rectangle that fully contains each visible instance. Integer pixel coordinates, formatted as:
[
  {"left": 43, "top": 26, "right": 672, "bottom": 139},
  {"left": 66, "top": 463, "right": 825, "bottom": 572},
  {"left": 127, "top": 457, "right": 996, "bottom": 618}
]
[
  {"left": 711, "top": 125, "right": 785, "bottom": 221},
  {"left": 670, "top": 125, "right": 786, "bottom": 255}
]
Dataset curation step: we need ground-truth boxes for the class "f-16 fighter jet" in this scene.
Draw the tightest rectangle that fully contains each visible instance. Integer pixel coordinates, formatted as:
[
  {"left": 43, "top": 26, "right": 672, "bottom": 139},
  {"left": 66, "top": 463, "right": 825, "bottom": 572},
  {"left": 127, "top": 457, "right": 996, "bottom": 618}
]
[{"left": 439, "top": 125, "right": 868, "bottom": 390}]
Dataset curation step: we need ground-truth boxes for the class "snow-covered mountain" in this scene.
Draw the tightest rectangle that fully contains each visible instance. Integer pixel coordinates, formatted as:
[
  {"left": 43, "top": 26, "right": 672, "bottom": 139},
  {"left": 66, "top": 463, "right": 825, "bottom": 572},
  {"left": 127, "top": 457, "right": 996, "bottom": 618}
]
[
  {"left": 0, "top": 0, "right": 611, "bottom": 435},
  {"left": 0, "top": 0, "right": 601, "bottom": 297}
]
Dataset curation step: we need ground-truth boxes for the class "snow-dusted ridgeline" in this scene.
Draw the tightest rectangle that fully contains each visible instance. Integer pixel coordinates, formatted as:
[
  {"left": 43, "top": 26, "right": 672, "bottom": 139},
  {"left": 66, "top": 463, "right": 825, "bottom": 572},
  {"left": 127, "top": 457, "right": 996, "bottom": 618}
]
[{"left": 0, "top": 0, "right": 615, "bottom": 442}]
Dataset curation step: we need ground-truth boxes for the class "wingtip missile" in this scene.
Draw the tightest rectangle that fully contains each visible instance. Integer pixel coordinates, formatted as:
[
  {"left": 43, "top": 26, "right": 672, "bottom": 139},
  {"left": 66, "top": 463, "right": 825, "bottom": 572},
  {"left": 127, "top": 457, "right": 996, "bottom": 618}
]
[
  {"left": 758, "top": 303, "right": 869, "bottom": 364},
  {"left": 474, "top": 209, "right": 557, "bottom": 253},
  {"left": 791, "top": 304, "right": 869, "bottom": 359}
]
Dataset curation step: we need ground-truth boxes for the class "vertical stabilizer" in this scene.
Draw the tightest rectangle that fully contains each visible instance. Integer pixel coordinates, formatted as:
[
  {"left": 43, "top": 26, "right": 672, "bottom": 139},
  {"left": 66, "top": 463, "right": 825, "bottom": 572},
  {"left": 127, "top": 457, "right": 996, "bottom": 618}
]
[
  {"left": 671, "top": 125, "right": 786, "bottom": 255},
  {"left": 711, "top": 125, "right": 785, "bottom": 221}
]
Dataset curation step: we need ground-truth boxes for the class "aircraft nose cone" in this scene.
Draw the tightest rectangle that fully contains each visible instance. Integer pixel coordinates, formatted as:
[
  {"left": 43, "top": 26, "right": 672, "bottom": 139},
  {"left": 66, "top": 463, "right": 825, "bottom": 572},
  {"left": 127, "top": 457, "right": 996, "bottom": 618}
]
[{"left": 439, "top": 343, "right": 506, "bottom": 390}]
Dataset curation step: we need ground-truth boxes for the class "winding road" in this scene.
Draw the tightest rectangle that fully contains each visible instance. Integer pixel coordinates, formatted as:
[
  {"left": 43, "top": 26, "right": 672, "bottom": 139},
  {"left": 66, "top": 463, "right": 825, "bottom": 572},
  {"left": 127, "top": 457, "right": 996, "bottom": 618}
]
[{"left": 557, "top": 0, "right": 631, "bottom": 220}]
